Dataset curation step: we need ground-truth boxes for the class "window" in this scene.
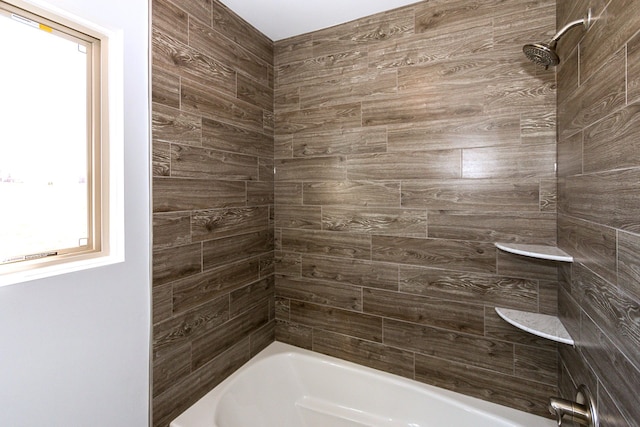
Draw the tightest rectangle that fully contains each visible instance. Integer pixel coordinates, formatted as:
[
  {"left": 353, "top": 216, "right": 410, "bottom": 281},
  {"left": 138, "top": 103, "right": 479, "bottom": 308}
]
[{"left": 0, "top": 0, "right": 118, "bottom": 281}]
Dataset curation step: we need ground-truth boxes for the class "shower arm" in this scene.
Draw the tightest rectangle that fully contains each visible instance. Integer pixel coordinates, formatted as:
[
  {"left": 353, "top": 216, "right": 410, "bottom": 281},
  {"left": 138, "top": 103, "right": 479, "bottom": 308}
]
[{"left": 550, "top": 9, "right": 592, "bottom": 44}]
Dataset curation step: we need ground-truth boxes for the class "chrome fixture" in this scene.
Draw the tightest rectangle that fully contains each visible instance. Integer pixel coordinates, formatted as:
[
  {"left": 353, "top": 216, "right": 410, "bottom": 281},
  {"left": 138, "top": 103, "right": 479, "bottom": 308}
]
[
  {"left": 548, "top": 384, "right": 598, "bottom": 427},
  {"left": 523, "top": 8, "right": 592, "bottom": 68}
]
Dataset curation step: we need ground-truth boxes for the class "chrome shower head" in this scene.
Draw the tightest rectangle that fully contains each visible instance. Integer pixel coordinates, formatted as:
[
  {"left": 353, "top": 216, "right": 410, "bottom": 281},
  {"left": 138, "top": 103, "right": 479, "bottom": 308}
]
[
  {"left": 523, "top": 8, "right": 591, "bottom": 68},
  {"left": 523, "top": 42, "right": 559, "bottom": 68}
]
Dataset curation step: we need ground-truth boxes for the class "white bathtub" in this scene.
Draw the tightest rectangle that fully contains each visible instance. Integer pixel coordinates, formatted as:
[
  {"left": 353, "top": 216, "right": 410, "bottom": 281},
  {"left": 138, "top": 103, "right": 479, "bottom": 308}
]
[{"left": 170, "top": 342, "right": 555, "bottom": 427}]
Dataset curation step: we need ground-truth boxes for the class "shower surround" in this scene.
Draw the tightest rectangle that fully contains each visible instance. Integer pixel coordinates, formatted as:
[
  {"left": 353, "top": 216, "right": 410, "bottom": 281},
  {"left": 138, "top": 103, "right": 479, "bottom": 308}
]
[
  {"left": 151, "top": 1, "right": 275, "bottom": 425},
  {"left": 148, "top": 0, "right": 640, "bottom": 425},
  {"left": 273, "top": 0, "right": 559, "bottom": 418}
]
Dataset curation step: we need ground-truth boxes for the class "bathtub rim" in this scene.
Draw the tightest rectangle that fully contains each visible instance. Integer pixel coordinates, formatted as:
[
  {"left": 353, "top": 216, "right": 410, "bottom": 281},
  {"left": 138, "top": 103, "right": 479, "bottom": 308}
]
[{"left": 169, "top": 341, "right": 555, "bottom": 427}]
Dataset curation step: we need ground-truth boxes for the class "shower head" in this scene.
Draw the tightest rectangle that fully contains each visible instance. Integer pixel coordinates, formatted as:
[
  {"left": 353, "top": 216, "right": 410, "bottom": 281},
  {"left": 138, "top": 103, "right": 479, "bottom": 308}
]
[
  {"left": 523, "top": 8, "right": 592, "bottom": 68},
  {"left": 523, "top": 42, "right": 560, "bottom": 68}
]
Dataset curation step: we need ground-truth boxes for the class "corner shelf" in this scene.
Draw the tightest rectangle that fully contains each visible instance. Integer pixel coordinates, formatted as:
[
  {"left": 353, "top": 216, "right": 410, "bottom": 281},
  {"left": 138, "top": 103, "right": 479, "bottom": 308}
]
[
  {"left": 495, "top": 243, "right": 574, "bottom": 262},
  {"left": 495, "top": 307, "right": 574, "bottom": 345}
]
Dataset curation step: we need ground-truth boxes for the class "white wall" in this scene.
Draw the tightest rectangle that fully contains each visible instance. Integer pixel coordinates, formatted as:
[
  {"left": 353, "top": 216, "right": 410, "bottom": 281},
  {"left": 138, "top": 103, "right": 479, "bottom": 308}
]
[{"left": 0, "top": 0, "right": 151, "bottom": 425}]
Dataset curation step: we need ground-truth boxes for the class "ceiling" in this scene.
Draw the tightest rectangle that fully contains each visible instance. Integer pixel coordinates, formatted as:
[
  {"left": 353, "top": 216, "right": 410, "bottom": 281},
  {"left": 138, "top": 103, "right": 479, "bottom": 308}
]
[{"left": 220, "top": 0, "right": 421, "bottom": 41}]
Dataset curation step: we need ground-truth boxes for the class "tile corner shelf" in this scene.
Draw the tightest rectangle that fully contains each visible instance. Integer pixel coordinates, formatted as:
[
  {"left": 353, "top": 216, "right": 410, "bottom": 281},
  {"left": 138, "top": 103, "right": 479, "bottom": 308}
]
[
  {"left": 495, "top": 307, "right": 574, "bottom": 345},
  {"left": 495, "top": 243, "right": 574, "bottom": 262}
]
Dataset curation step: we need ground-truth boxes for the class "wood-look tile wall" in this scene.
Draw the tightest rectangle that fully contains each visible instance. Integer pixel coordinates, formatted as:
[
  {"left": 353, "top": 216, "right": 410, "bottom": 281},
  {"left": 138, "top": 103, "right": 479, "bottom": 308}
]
[
  {"left": 274, "top": 0, "right": 560, "bottom": 417},
  {"left": 151, "top": 1, "right": 274, "bottom": 425},
  {"left": 556, "top": 1, "right": 640, "bottom": 425}
]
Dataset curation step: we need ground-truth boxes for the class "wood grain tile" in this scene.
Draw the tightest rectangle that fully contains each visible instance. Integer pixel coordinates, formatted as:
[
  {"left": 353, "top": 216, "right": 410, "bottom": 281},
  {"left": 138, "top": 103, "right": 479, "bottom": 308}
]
[
  {"left": 258, "top": 158, "right": 274, "bottom": 182},
  {"left": 170, "top": 144, "right": 257, "bottom": 180},
  {"left": 246, "top": 181, "right": 274, "bottom": 206},
  {"left": 292, "top": 127, "right": 387, "bottom": 157},
  {"left": 275, "top": 156, "right": 347, "bottom": 181},
  {"left": 483, "top": 75, "right": 556, "bottom": 115},
  {"left": 372, "top": 236, "right": 496, "bottom": 274},
  {"left": 274, "top": 135, "right": 293, "bottom": 158},
  {"left": 617, "top": 230, "right": 640, "bottom": 304},
  {"left": 274, "top": 319, "right": 313, "bottom": 350},
  {"left": 192, "top": 206, "right": 269, "bottom": 242},
  {"left": 362, "top": 91, "right": 483, "bottom": 127},
  {"left": 274, "top": 32, "right": 314, "bottom": 66},
  {"left": 211, "top": 0, "right": 273, "bottom": 65},
  {"left": 580, "top": 310, "right": 640, "bottom": 424},
  {"left": 515, "top": 344, "right": 557, "bottom": 385},
  {"left": 558, "top": 48, "right": 626, "bottom": 140},
  {"left": 153, "top": 212, "right": 191, "bottom": 249},
  {"left": 399, "top": 267, "right": 538, "bottom": 311},
  {"left": 237, "top": 73, "right": 273, "bottom": 111},
  {"left": 202, "top": 230, "right": 273, "bottom": 270},
  {"left": 322, "top": 207, "right": 427, "bottom": 236},
  {"left": 250, "top": 320, "right": 276, "bottom": 357},
  {"left": 172, "top": 259, "right": 259, "bottom": 315},
  {"left": 496, "top": 250, "right": 558, "bottom": 281},
  {"left": 428, "top": 211, "right": 556, "bottom": 245},
  {"left": 401, "top": 179, "right": 540, "bottom": 211},
  {"left": 276, "top": 276, "right": 362, "bottom": 311},
  {"left": 191, "top": 301, "right": 269, "bottom": 370},
  {"left": 414, "top": 352, "right": 555, "bottom": 417},
  {"left": 538, "top": 280, "right": 558, "bottom": 316},
  {"left": 153, "top": 29, "right": 236, "bottom": 93},
  {"left": 275, "top": 182, "right": 302, "bottom": 205},
  {"left": 153, "top": 283, "right": 173, "bottom": 325},
  {"left": 310, "top": 6, "right": 414, "bottom": 58},
  {"left": 387, "top": 114, "right": 520, "bottom": 151},
  {"left": 275, "top": 103, "right": 362, "bottom": 135},
  {"left": 462, "top": 143, "right": 556, "bottom": 179},
  {"left": 153, "top": 141, "right": 171, "bottom": 177},
  {"left": 348, "top": 150, "right": 461, "bottom": 180},
  {"left": 275, "top": 206, "right": 322, "bottom": 230},
  {"left": 152, "top": 67, "right": 180, "bottom": 109},
  {"left": 153, "top": 295, "right": 229, "bottom": 359},
  {"left": 281, "top": 229, "right": 371, "bottom": 260},
  {"left": 202, "top": 118, "right": 272, "bottom": 158},
  {"left": 274, "top": 85, "right": 299, "bottom": 112},
  {"left": 539, "top": 179, "right": 557, "bottom": 213},
  {"left": 230, "top": 276, "right": 274, "bottom": 317},
  {"left": 521, "top": 109, "right": 556, "bottom": 146},
  {"left": 384, "top": 318, "right": 514, "bottom": 374},
  {"left": 557, "top": 45, "right": 578, "bottom": 107},
  {"left": 579, "top": 0, "right": 640, "bottom": 83},
  {"left": 152, "top": 103, "right": 202, "bottom": 147},
  {"left": 583, "top": 103, "right": 640, "bottom": 173},
  {"left": 368, "top": 21, "right": 493, "bottom": 70},
  {"left": 177, "top": 0, "right": 211, "bottom": 26},
  {"left": 558, "top": 214, "right": 617, "bottom": 285},
  {"left": 289, "top": 300, "right": 382, "bottom": 342},
  {"left": 629, "top": 31, "right": 640, "bottom": 104},
  {"left": 557, "top": 131, "right": 583, "bottom": 178},
  {"left": 365, "top": 288, "right": 484, "bottom": 335},
  {"left": 153, "top": 339, "right": 250, "bottom": 427},
  {"left": 301, "top": 255, "right": 398, "bottom": 291},
  {"left": 299, "top": 69, "right": 397, "bottom": 109},
  {"left": 303, "top": 181, "right": 401, "bottom": 207},
  {"left": 485, "top": 306, "right": 558, "bottom": 350},
  {"left": 152, "top": 343, "right": 190, "bottom": 398},
  {"left": 181, "top": 78, "right": 263, "bottom": 133},
  {"left": 559, "top": 168, "right": 640, "bottom": 233},
  {"left": 153, "top": 243, "right": 202, "bottom": 287},
  {"left": 312, "top": 329, "right": 415, "bottom": 379},
  {"left": 152, "top": 0, "right": 188, "bottom": 46},
  {"left": 276, "top": 51, "right": 368, "bottom": 87},
  {"left": 275, "top": 252, "right": 301, "bottom": 277},
  {"left": 597, "top": 382, "right": 633, "bottom": 427},
  {"left": 573, "top": 263, "right": 640, "bottom": 370},
  {"left": 153, "top": 178, "right": 246, "bottom": 212},
  {"left": 188, "top": 18, "right": 269, "bottom": 87}
]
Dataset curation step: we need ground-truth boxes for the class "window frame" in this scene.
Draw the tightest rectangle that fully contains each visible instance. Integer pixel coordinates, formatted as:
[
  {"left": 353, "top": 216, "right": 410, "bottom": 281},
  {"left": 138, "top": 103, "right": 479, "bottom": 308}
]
[{"left": 0, "top": 0, "right": 124, "bottom": 286}]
